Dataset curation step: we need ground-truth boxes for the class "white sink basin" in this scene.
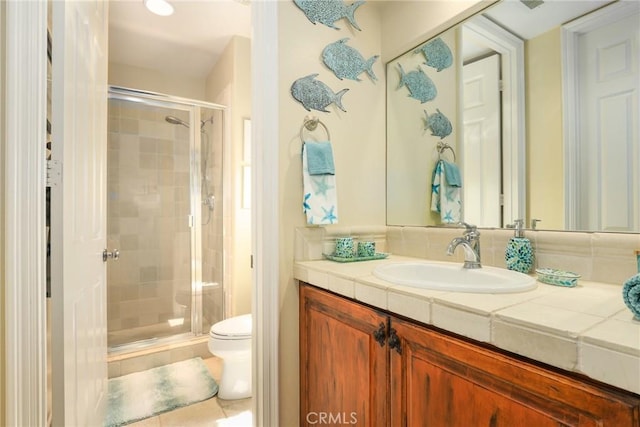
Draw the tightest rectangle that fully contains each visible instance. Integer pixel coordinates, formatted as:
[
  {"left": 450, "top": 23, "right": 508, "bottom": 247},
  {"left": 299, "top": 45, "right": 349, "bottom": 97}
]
[{"left": 373, "top": 261, "right": 537, "bottom": 293}]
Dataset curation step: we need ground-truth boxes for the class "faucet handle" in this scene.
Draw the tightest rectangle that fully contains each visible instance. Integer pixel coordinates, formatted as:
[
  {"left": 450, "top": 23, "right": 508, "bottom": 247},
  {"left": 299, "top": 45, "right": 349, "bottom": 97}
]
[{"left": 459, "top": 221, "right": 478, "bottom": 234}]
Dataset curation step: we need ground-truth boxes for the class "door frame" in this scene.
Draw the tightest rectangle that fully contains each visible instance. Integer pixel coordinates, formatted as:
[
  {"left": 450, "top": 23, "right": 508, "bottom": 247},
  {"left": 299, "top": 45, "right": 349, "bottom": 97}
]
[
  {"left": 561, "top": 0, "right": 638, "bottom": 230},
  {"left": 3, "top": 1, "right": 48, "bottom": 426},
  {"left": 251, "top": 2, "right": 280, "bottom": 426},
  {"left": 462, "top": 15, "right": 525, "bottom": 226},
  {"left": 5, "top": 2, "right": 281, "bottom": 427}
]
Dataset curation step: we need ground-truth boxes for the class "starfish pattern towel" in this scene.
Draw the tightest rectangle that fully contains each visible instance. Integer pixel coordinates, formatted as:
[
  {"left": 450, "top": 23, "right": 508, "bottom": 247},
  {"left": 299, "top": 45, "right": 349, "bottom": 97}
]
[
  {"left": 430, "top": 159, "right": 462, "bottom": 224},
  {"left": 302, "top": 142, "right": 338, "bottom": 224}
]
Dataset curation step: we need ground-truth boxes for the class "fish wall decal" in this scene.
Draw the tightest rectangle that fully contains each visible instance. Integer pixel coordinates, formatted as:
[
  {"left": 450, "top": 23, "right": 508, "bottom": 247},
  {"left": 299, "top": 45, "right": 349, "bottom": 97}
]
[
  {"left": 424, "top": 109, "right": 452, "bottom": 139},
  {"left": 396, "top": 63, "right": 437, "bottom": 103},
  {"left": 414, "top": 37, "right": 453, "bottom": 72},
  {"left": 293, "top": 0, "right": 365, "bottom": 31},
  {"left": 322, "top": 38, "right": 379, "bottom": 82},
  {"left": 291, "top": 74, "right": 349, "bottom": 113}
]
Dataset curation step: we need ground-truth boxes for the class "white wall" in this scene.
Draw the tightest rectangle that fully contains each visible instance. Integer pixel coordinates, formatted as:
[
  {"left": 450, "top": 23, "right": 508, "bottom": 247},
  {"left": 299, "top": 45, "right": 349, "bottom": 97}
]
[
  {"left": 205, "top": 36, "right": 252, "bottom": 317},
  {"left": 0, "top": 1, "right": 6, "bottom": 423}
]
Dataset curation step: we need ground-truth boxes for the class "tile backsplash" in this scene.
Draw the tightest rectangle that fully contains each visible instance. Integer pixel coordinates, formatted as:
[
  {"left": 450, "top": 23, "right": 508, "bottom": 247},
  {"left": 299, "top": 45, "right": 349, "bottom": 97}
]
[{"left": 295, "top": 226, "right": 640, "bottom": 285}]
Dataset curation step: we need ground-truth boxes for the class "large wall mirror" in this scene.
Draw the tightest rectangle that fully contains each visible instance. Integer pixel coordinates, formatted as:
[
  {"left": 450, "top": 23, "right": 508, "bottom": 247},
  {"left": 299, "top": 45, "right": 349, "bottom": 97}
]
[{"left": 386, "top": 0, "right": 639, "bottom": 233}]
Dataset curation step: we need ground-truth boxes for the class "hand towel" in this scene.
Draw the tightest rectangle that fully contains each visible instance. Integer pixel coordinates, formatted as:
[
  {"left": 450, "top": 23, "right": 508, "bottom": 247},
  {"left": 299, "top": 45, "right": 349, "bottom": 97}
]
[
  {"left": 622, "top": 273, "right": 640, "bottom": 319},
  {"left": 305, "top": 141, "right": 335, "bottom": 175},
  {"left": 442, "top": 160, "right": 461, "bottom": 186},
  {"left": 302, "top": 142, "right": 338, "bottom": 225},
  {"left": 430, "top": 159, "right": 462, "bottom": 224}
]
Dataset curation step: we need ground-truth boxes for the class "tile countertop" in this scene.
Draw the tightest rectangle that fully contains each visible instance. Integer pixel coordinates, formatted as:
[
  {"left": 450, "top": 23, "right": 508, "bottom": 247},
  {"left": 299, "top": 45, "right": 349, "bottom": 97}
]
[{"left": 294, "top": 255, "right": 640, "bottom": 396}]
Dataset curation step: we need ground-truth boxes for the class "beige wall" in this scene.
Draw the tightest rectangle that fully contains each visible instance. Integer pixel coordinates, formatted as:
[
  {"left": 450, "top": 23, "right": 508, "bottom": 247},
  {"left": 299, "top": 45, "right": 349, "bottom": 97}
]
[
  {"left": 380, "top": 0, "right": 494, "bottom": 62},
  {"left": 108, "top": 62, "right": 206, "bottom": 100},
  {"left": 386, "top": 27, "right": 460, "bottom": 226},
  {"left": 0, "top": 0, "right": 6, "bottom": 423},
  {"left": 277, "top": 3, "right": 386, "bottom": 423},
  {"left": 276, "top": 1, "right": 486, "bottom": 424},
  {"left": 205, "top": 36, "right": 252, "bottom": 317},
  {"left": 526, "top": 27, "right": 564, "bottom": 229}
]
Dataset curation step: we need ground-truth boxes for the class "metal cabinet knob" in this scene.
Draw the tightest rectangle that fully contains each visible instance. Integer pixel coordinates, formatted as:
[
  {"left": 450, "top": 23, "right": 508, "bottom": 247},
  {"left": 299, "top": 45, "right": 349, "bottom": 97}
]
[
  {"left": 373, "top": 322, "right": 386, "bottom": 347},
  {"left": 103, "top": 249, "right": 120, "bottom": 262},
  {"left": 388, "top": 328, "right": 402, "bottom": 354}
]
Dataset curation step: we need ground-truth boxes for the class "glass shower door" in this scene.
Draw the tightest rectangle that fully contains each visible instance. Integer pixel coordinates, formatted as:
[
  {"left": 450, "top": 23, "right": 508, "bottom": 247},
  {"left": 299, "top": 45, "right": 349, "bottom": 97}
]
[
  {"left": 106, "top": 97, "right": 193, "bottom": 348},
  {"left": 199, "top": 107, "right": 225, "bottom": 334}
]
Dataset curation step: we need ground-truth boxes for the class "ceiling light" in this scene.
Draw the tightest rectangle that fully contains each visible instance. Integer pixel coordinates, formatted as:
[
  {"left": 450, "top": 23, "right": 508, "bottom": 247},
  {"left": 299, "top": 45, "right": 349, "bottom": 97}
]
[
  {"left": 520, "top": 0, "right": 544, "bottom": 10},
  {"left": 144, "top": 0, "right": 174, "bottom": 16}
]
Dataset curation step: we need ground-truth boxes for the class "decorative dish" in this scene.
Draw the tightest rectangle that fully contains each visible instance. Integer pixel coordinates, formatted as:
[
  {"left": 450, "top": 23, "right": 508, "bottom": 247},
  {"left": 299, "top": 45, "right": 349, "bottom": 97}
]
[{"left": 535, "top": 268, "right": 581, "bottom": 287}]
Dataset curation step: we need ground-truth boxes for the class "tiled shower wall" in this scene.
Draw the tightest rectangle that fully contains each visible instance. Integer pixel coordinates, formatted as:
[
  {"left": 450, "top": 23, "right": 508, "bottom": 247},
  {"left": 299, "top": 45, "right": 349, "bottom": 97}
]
[{"left": 107, "top": 100, "right": 192, "bottom": 341}]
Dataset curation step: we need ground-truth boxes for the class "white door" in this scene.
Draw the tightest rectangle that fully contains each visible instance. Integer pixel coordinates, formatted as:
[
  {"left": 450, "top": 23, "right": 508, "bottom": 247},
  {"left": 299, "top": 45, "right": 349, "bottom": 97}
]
[
  {"left": 578, "top": 9, "right": 639, "bottom": 232},
  {"left": 50, "top": 1, "right": 109, "bottom": 426},
  {"left": 462, "top": 54, "right": 502, "bottom": 227}
]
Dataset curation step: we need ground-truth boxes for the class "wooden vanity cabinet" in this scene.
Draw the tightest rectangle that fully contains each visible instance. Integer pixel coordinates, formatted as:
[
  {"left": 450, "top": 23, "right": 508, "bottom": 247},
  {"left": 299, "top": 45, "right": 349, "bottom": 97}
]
[
  {"left": 300, "top": 283, "right": 640, "bottom": 427},
  {"left": 299, "top": 282, "right": 389, "bottom": 426},
  {"left": 391, "top": 316, "right": 640, "bottom": 426}
]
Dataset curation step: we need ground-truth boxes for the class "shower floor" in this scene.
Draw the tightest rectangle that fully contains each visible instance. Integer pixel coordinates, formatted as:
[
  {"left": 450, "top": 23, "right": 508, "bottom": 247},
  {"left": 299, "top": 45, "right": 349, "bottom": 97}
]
[{"left": 108, "top": 321, "right": 193, "bottom": 349}]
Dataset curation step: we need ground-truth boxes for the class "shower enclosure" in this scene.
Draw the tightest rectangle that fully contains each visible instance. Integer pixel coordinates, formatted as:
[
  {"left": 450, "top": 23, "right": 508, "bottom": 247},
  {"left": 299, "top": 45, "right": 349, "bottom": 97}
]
[{"left": 106, "top": 87, "right": 225, "bottom": 351}]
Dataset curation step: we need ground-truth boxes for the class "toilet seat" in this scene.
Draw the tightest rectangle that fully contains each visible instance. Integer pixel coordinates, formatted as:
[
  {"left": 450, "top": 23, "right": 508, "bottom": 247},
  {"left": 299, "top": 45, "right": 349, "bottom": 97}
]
[{"left": 209, "top": 313, "right": 251, "bottom": 340}]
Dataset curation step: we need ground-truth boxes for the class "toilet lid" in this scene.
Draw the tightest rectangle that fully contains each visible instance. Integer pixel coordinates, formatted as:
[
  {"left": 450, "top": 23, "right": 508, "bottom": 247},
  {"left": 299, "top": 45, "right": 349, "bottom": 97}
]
[{"left": 210, "top": 313, "right": 252, "bottom": 338}]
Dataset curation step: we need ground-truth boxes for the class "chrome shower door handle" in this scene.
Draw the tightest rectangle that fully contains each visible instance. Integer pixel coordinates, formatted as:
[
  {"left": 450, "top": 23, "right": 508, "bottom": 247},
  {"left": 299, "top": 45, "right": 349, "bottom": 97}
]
[{"left": 103, "top": 249, "right": 120, "bottom": 262}]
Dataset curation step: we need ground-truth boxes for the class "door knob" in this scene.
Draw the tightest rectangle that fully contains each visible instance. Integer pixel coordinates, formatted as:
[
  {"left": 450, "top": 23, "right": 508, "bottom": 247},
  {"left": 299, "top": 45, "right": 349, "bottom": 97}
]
[{"left": 103, "top": 249, "right": 120, "bottom": 262}]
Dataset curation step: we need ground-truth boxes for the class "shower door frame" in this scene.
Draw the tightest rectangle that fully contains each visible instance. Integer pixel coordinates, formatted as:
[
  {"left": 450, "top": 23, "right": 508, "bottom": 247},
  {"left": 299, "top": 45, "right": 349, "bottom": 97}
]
[{"left": 107, "top": 86, "right": 227, "bottom": 352}]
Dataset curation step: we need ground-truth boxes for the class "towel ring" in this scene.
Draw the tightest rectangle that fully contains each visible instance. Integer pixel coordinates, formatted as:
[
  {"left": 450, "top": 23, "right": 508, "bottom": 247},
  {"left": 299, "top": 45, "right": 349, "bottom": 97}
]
[
  {"left": 299, "top": 115, "right": 331, "bottom": 142},
  {"left": 437, "top": 141, "right": 456, "bottom": 162}
]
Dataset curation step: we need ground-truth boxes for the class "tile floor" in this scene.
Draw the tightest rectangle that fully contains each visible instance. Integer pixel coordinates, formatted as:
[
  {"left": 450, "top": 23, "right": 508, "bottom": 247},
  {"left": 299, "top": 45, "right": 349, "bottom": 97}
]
[{"left": 126, "top": 356, "right": 253, "bottom": 427}]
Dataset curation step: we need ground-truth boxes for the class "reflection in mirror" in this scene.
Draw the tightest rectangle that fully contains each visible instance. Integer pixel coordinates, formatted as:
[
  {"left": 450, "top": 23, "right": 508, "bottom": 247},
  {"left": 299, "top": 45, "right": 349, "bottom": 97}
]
[{"left": 386, "top": 0, "right": 639, "bottom": 233}]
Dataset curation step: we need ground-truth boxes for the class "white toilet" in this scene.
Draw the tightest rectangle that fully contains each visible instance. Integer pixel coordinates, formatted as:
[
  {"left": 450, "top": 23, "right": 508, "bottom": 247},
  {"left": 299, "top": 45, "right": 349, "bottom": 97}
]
[{"left": 208, "top": 313, "right": 252, "bottom": 400}]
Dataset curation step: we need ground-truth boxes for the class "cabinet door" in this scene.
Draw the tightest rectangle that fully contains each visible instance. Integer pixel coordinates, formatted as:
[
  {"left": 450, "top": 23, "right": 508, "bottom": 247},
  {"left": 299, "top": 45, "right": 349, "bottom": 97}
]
[
  {"left": 300, "top": 284, "right": 389, "bottom": 426},
  {"left": 391, "top": 317, "right": 640, "bottom": 427}
]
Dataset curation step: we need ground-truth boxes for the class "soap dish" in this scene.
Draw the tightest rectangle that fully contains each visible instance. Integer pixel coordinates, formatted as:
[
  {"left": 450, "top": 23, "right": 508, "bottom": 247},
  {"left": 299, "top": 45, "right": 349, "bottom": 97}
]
[{"left": 535, "top": 268, "right": 581, "bottom": 287}]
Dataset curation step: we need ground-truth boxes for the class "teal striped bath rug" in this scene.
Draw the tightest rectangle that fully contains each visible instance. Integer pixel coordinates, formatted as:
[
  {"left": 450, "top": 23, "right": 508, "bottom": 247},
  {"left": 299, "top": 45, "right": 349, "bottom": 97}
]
[{"left": 105, "top": 357, "right": 218, "bottom": 426}]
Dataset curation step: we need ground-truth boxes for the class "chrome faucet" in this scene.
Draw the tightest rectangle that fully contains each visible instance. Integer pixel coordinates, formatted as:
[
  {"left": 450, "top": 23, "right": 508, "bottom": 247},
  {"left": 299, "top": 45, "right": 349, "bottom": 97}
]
[{"left": 446, "top": 222, "right": 481, "bottom": 269}]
